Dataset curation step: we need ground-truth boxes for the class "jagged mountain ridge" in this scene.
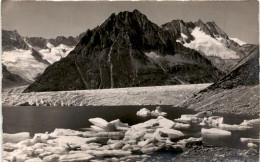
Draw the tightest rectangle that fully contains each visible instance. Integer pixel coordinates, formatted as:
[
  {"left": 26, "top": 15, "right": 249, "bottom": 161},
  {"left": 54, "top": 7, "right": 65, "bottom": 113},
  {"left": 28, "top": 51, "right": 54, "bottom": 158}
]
[
  {"left": 162, "top": 19, "right": 250, "bottom": 73},
  {"left": 2, "top": 30, "right": 83, "bottom": 85},
  {"left": 24, "top": 10, "right": 224, "bottom": 92}
]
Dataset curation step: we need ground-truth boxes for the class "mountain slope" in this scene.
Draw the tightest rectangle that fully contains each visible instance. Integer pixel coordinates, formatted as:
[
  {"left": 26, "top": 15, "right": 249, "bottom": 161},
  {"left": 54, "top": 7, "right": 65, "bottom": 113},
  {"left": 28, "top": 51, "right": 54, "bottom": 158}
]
[
  {"left": 2, "top": 30, "right": 81, "bottom": 84},
  {"left": 2, "top": 64, "right": 28, "bottom": 88},
  {"left": 162, "top": 20, "right": 249, "bottom": 73},
  {"left": 24, "top": 10, "right": 223, "bottom": 92},
  {"left": 180, "top": 46, "right": 259, "bottom": 114}
]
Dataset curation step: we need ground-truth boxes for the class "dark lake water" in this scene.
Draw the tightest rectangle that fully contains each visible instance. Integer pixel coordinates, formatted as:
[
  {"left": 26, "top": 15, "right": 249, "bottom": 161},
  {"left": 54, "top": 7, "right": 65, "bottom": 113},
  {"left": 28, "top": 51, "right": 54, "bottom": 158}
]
[{"left": 2, "top": 105, "right": 259, "bottom": 150}]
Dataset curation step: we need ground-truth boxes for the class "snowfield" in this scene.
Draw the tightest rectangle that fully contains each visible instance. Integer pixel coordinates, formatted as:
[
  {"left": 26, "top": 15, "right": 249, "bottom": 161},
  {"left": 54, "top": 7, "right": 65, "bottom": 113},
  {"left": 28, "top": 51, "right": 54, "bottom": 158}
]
[
  {"left": 39, "top": 43, "right": 74, "bottom": 64},
  {"left": 2, "top": 42, "right": 75, "bottom": 82},
  {"left": 183, "top": 27, "right": 239, "bottom": 59},
  {"left": 2, "top": 84, "right": 211, "bottom": 106},
  {"left": 2, "top": 49, "right": 48, "bottom": 82}
]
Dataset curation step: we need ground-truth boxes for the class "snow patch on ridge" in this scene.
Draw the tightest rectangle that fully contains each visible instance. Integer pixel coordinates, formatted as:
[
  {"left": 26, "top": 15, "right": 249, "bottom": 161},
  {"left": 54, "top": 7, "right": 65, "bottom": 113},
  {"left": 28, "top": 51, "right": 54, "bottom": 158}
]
[
  {"left": 230, "top": 38, "right": 247, "bottom": 46},
  {"left": 183, "top": 27, "right": 239, "bottom": 60}
]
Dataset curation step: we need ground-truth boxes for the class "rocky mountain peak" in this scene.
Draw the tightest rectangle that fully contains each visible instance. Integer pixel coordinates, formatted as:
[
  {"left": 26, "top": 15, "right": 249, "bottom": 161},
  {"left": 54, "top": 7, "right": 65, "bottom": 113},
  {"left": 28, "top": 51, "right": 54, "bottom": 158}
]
[
  {"left": 2, "top": 30, "right": 29, "bottom": 51},
  {"left": 23, "top": 10, "right": 224, "bottom": 92}
]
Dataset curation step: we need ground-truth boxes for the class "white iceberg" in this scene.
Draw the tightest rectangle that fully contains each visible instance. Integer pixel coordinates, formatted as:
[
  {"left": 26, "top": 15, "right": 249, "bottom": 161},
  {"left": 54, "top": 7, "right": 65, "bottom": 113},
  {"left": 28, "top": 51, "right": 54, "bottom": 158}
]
[
  {"left": 151, "top": 106, "right": 167, "bottom": 117},
  {"left": 200, "top": 116, "right": 223, "bottom": 127},
  {"left": 136, "top": 108, "right": 151, "bottom": 117},
  {"left": 201, "top": 128, "right": 231, "bottom": 136}
]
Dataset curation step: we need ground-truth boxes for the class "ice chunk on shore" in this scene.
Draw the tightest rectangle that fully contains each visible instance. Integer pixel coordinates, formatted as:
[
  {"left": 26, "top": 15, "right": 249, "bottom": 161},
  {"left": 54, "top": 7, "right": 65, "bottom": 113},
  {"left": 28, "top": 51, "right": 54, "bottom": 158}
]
[
  {"left": 59, "top": 153, "right": 94, "bottom": 161},
  {"left": 89, "top": 118, "right": 128, "bottom": 132},
  {"left": 42, "top": 154, "right": 59, "bottom": 162},
  {"left": 201, "top": 128, "right": 231, "bottom": 136},
  {"left": 240, "top": 118, "right": 260, "bottom": 126},
  {"left": 3, "top": 132, "right": 30, "bottom": 143},
  {"left": 156, "top": 128, "right": 184, "bottom": 139},
  {"left": 177, "top": 137, "right": 203, "bottom": 148},
  {"left": 136, "top": 108, "right": 151, "bottom": 117},
  {"left": 157, "top": 116, "right": 175, "bottom": 128},
  {"left": 50, "top": 128, "right": 82, "bottom": 137},
  {"left": 247, "top": 142, "right": 258, "bottom": 149}
]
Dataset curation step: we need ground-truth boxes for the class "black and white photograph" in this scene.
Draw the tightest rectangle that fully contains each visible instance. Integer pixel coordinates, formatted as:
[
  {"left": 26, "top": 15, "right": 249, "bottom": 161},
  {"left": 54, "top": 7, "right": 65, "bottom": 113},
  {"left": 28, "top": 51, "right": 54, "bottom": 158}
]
[{"left": 1, "top": 0, "right": 259, "bottom": 161}]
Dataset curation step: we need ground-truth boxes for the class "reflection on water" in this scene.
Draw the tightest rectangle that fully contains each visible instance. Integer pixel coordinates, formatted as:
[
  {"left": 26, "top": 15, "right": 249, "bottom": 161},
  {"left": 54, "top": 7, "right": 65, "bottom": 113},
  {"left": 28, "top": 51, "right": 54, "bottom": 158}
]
[{"left": 3, "top": 106, "right": 259, "bottom": 150}]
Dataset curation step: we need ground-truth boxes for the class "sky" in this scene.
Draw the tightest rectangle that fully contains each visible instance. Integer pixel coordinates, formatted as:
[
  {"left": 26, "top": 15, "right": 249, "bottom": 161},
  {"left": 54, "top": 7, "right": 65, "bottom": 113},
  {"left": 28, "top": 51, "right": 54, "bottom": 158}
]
[{"left": 2, "top": 0, "right": 259, "bottom": 44}]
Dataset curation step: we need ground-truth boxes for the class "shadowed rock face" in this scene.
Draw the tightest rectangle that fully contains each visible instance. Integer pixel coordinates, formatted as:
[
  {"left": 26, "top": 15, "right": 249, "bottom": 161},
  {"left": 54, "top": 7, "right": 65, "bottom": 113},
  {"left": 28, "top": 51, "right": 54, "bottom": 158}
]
[
  {"left": 179, "top": 46, "right": 259, "bottom": 115},
  {"left": 23, "top": 10, "right": 223, "bottom": 92},
  {"left": 204, "top": 46, "right": 259, "bottom": 90},
  {"left": 2, "top": 64, "right": 28, "bottom": 88}
]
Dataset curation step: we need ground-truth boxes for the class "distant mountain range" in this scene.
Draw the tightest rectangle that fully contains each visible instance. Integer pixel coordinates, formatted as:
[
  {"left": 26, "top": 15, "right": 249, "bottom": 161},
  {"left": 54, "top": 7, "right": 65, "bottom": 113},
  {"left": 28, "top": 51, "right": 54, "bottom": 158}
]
[
  {"left": 2, "top": 30, "right": 84, "bottom": 87},
  {"left": 2, "top": 10, "right": 257, "bottom": 91}
]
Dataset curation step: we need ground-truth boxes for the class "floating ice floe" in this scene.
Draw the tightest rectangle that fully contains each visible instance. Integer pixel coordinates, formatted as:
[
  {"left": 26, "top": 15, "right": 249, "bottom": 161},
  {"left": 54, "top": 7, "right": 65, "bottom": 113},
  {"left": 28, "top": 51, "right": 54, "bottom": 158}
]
[
  {"left": 240, "top": 118, "right": 260, "bottom": 126},
  {"left": 3, "top": 132, "right": 30, "bottom": 143},
  {"left": 136, "top": 108, "right": 151, "bottom": 117},
  {"left": 151, "top": 106, "right": 167, "bottom": 117},
  {"left": 4, "top": 114, "right": 254, "bottom": 161},
  {"left": 88, "top": 118, "right": 129, "bottom": 132},
  {"left": 201, "top": 128, "right": 231, "bottom": 136},
  {"left": 218, "top": 123, "right": 252, "bottom": 130},
  {"left": 200, "top": 116, "right": 223, "bottom": 127},
  {"left": 136, "top": 106, "right": 167, "bottom": 117},
  {"left": 175, "top": 111, "right": 212, "bottom": 124},
  {"left": 240, "top": 138, "right": 260, "bottom": 143}
]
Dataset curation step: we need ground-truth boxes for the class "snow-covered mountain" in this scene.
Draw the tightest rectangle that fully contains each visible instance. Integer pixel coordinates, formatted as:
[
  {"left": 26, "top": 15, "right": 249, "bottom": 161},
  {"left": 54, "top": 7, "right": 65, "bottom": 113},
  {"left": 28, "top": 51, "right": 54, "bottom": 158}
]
[
  {"left": 162, "top": 20, "right": 250, "bottom": 73},
  {"left": 2, "top": 30, "right": 82, "bottom": 85}
]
